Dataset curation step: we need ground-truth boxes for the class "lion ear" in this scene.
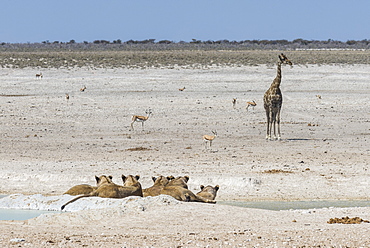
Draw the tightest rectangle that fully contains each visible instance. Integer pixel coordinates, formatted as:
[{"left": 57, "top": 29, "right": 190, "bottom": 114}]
[
  {"left": 135, "top": 175, "right": 140, "bottom": 180},
  {"left": 108, "top": 175, "right": 113, "bottom": 180},
  {"left": 152, "top": 176, "right": 157, "bottom": 182},
  {"left": 121, "top": 175, "right": 126, "bottom": 182},
  {"left": 168, "top": 176, "right": 174, "bottom": 180},
  {"left": 184, "top": 176, "right": 190, "bottom": 182},
  {"left": 95, "top": 176, "right": 100, "bottom": 183},
  {"left": 215, "top": 185, "right": 220, "bottom": 191},
  {"left": 200, "top": 185, "right": 205, "bottom": 190}
]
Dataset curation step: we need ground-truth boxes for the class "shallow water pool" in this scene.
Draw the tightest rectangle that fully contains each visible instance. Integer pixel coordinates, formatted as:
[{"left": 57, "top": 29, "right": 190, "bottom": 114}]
[
  {"left": 0, "top": 209, "right": 57, "bottom": 221},
  {"left": 0, "top": 195, "right": 59, "bottom": 220},
  {"left": 218, "top": 200, "right": 370, "bottom": 211}
]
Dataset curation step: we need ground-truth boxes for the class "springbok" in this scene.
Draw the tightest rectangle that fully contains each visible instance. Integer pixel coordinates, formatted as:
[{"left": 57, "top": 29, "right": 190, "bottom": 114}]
[
  {"left": 65, "top": 93, "right": 70, "bottom": 101},
  {"left": 130, "top": 109, "right": 153, "bottom": 131},
  {"left": 179, "top": 87, "right": 186, "bottom": 91},
  {"left": 36, "top": 72, "right": 43, "bottom": 79},
  {"left": 80, "top": 86, "right": 87, "bottom": 92},
  {"left": 203, "top": 130, "right": 217, "bottom": 149},
  {"left": 232, "top": 98, "right": 237, "bottom": 109},
  {"left": 246, "top": 100, "right": 257, "bottom": 111}
]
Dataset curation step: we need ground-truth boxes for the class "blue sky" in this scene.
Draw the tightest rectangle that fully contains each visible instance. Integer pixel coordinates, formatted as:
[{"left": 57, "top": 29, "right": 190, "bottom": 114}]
[{"left": 1, "top": 0, "right": 369, "bottom": 43}]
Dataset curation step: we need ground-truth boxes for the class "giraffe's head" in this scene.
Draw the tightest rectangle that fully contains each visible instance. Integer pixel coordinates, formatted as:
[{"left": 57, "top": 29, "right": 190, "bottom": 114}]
[{"left": 279, "top": 53, "right": 293, "bottom": 66}]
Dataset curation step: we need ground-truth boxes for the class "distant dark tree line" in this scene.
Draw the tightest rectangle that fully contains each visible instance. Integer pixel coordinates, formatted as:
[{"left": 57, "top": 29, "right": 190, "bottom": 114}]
[
  {"left": 1, "top": 38, "right": 370, "bottom": 50},
  {"left": 40, "top": 38, "right": 370, "bottom": 46}
]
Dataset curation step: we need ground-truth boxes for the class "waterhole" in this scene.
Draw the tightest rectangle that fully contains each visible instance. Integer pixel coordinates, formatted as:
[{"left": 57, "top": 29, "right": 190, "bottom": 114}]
[
  {"left": 0, "top": 209, "right": 56, "bottom": 221},
  {"left": 218, "top": 200, "right": 370, "bottom": 211},
  {"left": 0, "top": 195, "right": 58, "bottom": 220}
]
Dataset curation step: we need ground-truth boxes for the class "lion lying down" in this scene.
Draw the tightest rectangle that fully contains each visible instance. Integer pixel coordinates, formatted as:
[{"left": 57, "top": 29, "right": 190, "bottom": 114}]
[
  {"left": 61, "top": 175, "right": 142, "bottom": 210},
  {"left": 143, "top": 175, "right": 219, "bottom": 204},
  {"left": 166, "top": 175, "right": 189, "bottom": 188},
  {"left": 160, "top": 184, "right": 218, "bottom": 203},
  {"left": 64, "top": 175, "right": 113, "bottom": 196},
  {"left": 196, "top": 185, "right": 219, "bottom": 201},
  {"left": 143, "top": 176, "right": 173, "bottom": 197}
]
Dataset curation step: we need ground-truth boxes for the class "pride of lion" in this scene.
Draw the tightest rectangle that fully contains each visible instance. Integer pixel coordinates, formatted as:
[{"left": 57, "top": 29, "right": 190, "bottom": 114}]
[{"left": 62, "top": 174, "right": 219, "bottom": 210}]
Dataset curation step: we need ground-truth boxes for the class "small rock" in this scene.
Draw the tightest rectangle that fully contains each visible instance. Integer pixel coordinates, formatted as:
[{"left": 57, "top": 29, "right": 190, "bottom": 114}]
[{"left": 10, "top": 238, "right": 25, "bottom": 242}]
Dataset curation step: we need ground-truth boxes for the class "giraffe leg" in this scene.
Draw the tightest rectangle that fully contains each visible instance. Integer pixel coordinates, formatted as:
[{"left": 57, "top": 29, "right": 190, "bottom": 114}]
[
  {"left": 269, "top": 111, "right": 275, "bottom": 140},
  {"left": 276, "top": 109, "right": 281, "bottom": 140},
  {"left": 265, "top": 109, "right": 271, "bottom": 140},
  {"left": 271, "top": 111, "right": 277, "bottom": 140},
  {"left": 272, "top": 120, "right": 276, "bottom": 140}
]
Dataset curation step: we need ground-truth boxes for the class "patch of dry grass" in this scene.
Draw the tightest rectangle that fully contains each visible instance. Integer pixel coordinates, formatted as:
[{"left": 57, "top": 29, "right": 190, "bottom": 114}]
[
  {"left": 1, "top": 50, "right": 370, "bottom": 69},
  {"left": 126, "top": 147, "right": 151, "bottom": 152},
  {"left": 263, "top": 169, "right": 293, "bottom": 174},
  {"left": 0, "top": 94, "right": 34, "bottom": 97},
  {"left": 327, "top": 216, "right": 370, "bottom": 224}
]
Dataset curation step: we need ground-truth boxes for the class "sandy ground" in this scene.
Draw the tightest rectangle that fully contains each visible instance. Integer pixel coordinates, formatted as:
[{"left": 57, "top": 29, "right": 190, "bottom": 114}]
[{"left": 0, "top": 64, "right": 369, "bottom": 247}]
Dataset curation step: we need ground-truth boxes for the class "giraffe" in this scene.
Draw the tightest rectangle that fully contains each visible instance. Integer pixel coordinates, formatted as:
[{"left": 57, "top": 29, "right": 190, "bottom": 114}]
[{"left": 263, "top": 53, "right": 292, "bottom": 140}]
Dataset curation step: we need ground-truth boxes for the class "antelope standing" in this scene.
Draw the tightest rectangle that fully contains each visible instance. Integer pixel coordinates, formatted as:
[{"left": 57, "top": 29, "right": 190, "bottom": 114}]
[
  {"left": 179, "top": 87, "right": 186, "bottom": 91},
  {"left": 232, "top": 98, "right": 237, "bottom": 109},
  {"left": 80, "top": 86, "right": 87, "bottom": 92},
  {"left": 36, "top": 72, "right": 43, "bottom": 79},
  {"left": 203, "top": 130, "right": 217, "bottom": 149},
  {"left": 65, "top": 93, "right": 70, "bottom": 101},
  {"left": 130, "top": 109, "right": 152, "bottom": 131},
  {"left": 246, "top": 100, "right": 257, "bottom": 111}
]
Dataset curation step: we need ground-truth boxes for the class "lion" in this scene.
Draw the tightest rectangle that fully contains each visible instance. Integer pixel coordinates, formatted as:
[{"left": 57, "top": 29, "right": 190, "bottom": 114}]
[
  {"left": 196, "top": 185, "right": 219, "bottom": 201},
  {"left": 160, "top": 186, "right": 216, "bottom": 203},
  {"left": 61, "top": 175, "right": 142, "bottom": 210},
  {"left": 63, "top": 175, "right": 113, "bottom": 196},
  {"left": 166, "top": 175, "right": 189, "bottom": 189},
  {"left": 159, "top": 176, "right": 216, "bottom": 203},
  {"left": 143, "top": 176, "right": 173, "bottom": 197}
]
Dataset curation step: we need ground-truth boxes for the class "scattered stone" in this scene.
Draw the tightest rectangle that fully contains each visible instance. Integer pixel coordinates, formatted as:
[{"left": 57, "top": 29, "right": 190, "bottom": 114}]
[{"left": 10, "top": 238, "right": 25, "bottom": 242}]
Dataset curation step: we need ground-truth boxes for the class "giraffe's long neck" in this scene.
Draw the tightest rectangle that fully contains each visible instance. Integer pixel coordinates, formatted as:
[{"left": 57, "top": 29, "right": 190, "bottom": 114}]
[{"left": 271, "top": 61, "right": 282, "bottom": 89}]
